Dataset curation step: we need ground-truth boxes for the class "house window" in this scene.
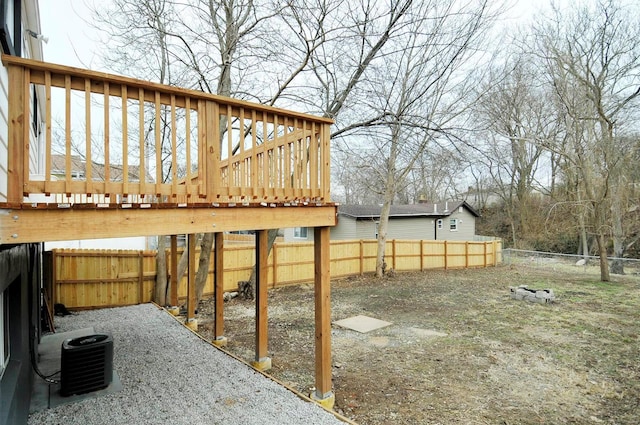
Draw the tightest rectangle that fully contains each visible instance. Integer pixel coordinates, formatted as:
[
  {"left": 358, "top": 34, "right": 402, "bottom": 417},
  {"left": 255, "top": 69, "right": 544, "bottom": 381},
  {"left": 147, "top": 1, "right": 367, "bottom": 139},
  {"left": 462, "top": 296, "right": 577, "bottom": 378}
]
[
  {"left": 293, "top": 227, "right": 308, "bottom": 239},
  {"left": 0, "top": 291, "right": 8, "bottom": 379},
  {"left": 437, "top": 219, "right": 443, "bottom": 229},
  {"left": 450, "top": 218, "right": 458, "bottom": 231},
  {"left": 0, "top": 0, "right": 21, "bottom": 56}
]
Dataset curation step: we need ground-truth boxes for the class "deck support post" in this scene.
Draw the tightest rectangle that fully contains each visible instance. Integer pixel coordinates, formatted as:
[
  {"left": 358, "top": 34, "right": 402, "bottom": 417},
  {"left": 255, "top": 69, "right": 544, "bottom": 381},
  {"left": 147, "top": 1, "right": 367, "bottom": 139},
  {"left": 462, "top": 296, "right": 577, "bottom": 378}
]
[
  {"left": 186, "top": 233, "right": 197, "bottom": 331},
  {"left": 252, "top": 229, "right": 271, "bottom": 371},
  {"left": 212, "top": 232, "right": 227, "bottom": 346},
  {"left": 311, "top": 226, "right": 334, "bottom": 409},
  {"left": 169, "top": 235, "right": 178, "bottom": 307}
]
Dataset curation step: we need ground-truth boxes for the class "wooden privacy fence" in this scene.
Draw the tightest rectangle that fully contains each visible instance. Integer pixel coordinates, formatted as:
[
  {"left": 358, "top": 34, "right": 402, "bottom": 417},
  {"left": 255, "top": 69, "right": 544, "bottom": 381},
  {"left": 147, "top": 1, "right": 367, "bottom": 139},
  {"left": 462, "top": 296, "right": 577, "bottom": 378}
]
[{"left": 51, "top": 239, "right": 502, "bottom": 309}]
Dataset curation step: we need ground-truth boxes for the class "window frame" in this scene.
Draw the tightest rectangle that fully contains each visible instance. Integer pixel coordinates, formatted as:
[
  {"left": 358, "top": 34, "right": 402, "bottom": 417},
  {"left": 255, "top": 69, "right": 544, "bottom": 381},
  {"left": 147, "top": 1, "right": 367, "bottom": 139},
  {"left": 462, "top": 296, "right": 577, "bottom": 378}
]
[
  {"left": 0, "top": 0, "right": 21, "bottom": 56},
  {"left": 437, "top": 219, "right": 443, "bottom": 229},
  {"left": 449, "top": 218, "right": 458, "bottom": 231},
  {"left": 0, "top": 291, "right": 9, "bottom": 379},
  {"left": 293, "top": 227, "right": 308, "bottom": 239}
]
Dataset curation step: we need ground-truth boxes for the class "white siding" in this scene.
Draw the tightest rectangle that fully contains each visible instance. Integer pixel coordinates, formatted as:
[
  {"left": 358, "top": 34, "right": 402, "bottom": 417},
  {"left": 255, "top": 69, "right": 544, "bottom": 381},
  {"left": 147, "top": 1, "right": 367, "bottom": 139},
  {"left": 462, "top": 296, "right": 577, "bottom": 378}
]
[
  {"left": 329, "top": 216, "right": 358, "bottom": 240},
  {"left": 46, "top": 237, "right": 148, "bottom": 251},
  {"left": 331, "top": 208, "right": 476, "bottom": 242},
  {"left": 283, "top": 227, "right": 314, "bottom": 242},
  {"left": 0, "top": 1, "right": 44, "bottom": 202},
  {"left": 437, "top": 208, "right": 476, "bottom": 241}
]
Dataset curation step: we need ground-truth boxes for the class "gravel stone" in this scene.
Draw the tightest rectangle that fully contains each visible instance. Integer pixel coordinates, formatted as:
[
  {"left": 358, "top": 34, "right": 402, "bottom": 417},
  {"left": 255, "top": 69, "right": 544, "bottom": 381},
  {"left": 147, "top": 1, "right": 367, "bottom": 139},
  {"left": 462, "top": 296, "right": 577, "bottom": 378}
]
[{"left": 28, "top": 303, "right": 346, "bottom": 425}]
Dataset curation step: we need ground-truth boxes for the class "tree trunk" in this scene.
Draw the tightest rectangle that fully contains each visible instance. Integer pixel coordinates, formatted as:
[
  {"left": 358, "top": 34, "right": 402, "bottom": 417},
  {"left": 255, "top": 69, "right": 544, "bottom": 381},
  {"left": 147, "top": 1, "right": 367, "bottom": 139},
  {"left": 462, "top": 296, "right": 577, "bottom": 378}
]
[
  {"left": 195, "top": 233, "right": 215, "bottom": 304},
  {"left": 595, "top": 232, "right": 610, "bottom": 282},
  {"left": 578, "top": 214, "right": 589, "bottom": 261},
  {"left": 375, "top": 200, "right": 393, "bottom": 277},
  {"left": 154, "top": 235, "right": 168, "bottom": 305},
  {"left": 610, "top": 199, "right": 625, "bottom": 275}
]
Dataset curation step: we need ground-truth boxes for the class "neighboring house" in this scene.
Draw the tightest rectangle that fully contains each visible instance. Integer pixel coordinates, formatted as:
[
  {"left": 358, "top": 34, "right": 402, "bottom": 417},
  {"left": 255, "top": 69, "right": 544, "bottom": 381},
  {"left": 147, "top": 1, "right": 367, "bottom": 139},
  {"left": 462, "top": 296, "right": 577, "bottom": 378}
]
[
  {"left": 284, "top": 200, "right": 480, "bottom": 242},
  {"left": 49, "top": 154, "right": 152, "bottom": 184},
  {"left": 0, "top": 1, "right": 46, "bottom": 424}
]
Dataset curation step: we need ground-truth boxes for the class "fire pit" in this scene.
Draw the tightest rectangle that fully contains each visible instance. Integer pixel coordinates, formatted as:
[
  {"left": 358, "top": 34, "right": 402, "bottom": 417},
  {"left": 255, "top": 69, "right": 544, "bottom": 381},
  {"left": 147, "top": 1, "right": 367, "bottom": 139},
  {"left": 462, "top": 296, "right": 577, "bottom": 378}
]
[{"left": 510, "top": 285, "right": 555, "bottom": 304}]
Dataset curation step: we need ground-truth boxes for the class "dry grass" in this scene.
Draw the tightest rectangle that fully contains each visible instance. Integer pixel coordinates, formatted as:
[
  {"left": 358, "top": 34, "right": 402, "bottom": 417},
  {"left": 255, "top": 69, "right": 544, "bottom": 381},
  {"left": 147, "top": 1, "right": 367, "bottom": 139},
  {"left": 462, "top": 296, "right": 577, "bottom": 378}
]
[{"left": 197, "top": 264, "right": 640, "bottom": 424}]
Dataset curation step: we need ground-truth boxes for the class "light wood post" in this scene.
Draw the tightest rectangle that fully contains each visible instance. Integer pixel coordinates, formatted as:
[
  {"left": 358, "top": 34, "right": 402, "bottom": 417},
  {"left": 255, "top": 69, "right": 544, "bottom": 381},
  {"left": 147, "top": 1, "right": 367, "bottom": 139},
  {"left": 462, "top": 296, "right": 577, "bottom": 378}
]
[
  {"left": 213, "top": 232, "right": 227, "bottom": 346},
  {"left": 359, "top": 240, "right": 364, "bottom": 275},
  {"left": 186, "top": 233, "right": 197, "bottom": 329},
  {"left": 170, "top": 235, "right": 178, "bottom": 306},
  {"left": 253, "top": 229, "right": 271, "bottom": 370},
  {"left": 312, "top": 226, "right": 334, "bottom": 407},
  {"left": 444, "top": 241, "right": 448, "bottom": 270},
  {"left": 7, "top": 64, "right": 26, "bottom": 203},
  {"left": 137, "top": 251, "right": 144, "bottom": 302},
  {"left": 465, "top": 241, "right": 469, "bottom": 268}
]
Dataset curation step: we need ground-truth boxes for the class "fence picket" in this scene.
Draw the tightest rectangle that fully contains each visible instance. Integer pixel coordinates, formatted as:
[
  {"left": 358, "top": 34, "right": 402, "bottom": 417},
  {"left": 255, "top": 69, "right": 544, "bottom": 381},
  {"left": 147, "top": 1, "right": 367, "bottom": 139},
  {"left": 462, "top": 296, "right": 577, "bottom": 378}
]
[{"left": 52, "top": 239, "right": 502, "bottom": 309}]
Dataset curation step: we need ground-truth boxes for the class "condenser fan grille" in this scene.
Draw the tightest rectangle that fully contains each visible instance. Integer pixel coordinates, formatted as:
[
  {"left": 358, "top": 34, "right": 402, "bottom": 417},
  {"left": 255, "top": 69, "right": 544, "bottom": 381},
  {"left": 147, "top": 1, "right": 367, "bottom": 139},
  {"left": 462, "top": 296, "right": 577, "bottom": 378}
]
[{"left": 60, "top": 333, "right": 114, "bottom": 397}]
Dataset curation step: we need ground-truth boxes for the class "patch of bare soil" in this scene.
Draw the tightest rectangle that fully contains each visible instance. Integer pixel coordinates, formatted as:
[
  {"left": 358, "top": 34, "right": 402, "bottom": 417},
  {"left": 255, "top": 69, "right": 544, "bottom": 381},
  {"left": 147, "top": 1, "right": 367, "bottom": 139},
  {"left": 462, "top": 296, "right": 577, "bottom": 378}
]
[{"left": 195, "top": 266, "right": 640, "bottom": 424}]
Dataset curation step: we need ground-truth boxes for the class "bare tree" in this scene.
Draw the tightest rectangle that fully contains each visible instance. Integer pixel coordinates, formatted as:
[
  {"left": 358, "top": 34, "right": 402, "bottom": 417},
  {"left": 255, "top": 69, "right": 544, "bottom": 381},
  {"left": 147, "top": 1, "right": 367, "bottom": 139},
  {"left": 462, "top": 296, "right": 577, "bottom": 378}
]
[
  {"left": 472, "top": 53, "right": 560, "bottom": 248},
  {"left": 92, "top": 0, "right": 426, "bottom": 302},
  {"left": 534, "top": 0, "right": 640, "bottom": 280},
  {"left": 337, "top": 0, "right": 500, "bottom": 276}
]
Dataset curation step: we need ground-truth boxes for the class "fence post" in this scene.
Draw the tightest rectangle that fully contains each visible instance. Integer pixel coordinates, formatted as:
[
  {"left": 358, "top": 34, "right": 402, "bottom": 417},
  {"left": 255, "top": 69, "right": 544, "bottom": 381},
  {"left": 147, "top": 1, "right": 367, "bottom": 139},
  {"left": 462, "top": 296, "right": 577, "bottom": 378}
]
[
  {"left": 465, "top": 241, "right": 469, "bottom": 268},
  {"left": 444, "top": 241, "right": 448, "bottom": 270},
  {"left": 359, "top": 240, "right": 364, "bottom": 275},
  {"left": 420, "top": 240, "right": 424, "bottom": 271},
  {"left": 483, "top": 242, "right": 488, "bottom": 267},
  {"left": 138, "top": 250, "right": 144, "bottom": 302},
  {"left": 392, "top": 239, "right": 397, "bottom": 270},
  {"left": 272, "top": 242, "right": 278, "bottom": 288}
]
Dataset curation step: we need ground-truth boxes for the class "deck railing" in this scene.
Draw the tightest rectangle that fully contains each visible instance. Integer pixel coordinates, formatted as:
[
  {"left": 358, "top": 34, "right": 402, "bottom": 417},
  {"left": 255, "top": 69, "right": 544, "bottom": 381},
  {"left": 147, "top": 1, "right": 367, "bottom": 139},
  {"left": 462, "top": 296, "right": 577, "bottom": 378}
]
[{"left": 4, "top": 56, "right": 332, "bottom": 206}]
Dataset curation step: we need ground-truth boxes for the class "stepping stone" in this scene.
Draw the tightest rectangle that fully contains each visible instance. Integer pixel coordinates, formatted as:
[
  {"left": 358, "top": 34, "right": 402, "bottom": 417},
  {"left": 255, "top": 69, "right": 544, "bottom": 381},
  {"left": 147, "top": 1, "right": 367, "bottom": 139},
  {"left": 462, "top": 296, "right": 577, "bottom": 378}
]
[{"left": 333, "top": 315, "right": 392, "bottom": 333}]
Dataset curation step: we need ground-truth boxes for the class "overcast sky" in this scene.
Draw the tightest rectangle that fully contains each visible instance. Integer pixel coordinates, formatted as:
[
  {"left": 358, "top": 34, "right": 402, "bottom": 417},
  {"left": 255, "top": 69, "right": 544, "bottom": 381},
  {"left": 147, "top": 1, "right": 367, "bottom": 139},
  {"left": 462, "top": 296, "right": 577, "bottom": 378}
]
[{"left": 37, "top": 0, "right": 564, "bottom": 73}]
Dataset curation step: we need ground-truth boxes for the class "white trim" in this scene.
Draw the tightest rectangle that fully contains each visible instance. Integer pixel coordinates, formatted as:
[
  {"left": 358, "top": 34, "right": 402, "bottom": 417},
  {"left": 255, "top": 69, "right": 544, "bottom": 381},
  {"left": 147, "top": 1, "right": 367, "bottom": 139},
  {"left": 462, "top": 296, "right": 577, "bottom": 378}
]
[{"left": 449, "top": 218, "right": 458, "bottom": 231}]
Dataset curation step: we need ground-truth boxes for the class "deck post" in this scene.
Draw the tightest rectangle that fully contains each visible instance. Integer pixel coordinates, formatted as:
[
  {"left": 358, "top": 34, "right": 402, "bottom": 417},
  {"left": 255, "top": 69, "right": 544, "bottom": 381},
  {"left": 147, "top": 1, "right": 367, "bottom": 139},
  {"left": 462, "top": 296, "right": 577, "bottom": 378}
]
[
  {"left": 252, "top": 229, "right": 271, "bottom": 371},
  {"left": 311, "top": 226, "right": 334, "bottom": 409},
  {"left": 212, "top": 232, "right": 227, "bottom": 347},
  {"left": 7, "top": 64, "right": 26, "bottom": 203},
  {"left": 170, "top": 235, "right": 178, "bottom": 306},
  {"left": 186, "top": 233, "right": 197, "bottom": 330}
]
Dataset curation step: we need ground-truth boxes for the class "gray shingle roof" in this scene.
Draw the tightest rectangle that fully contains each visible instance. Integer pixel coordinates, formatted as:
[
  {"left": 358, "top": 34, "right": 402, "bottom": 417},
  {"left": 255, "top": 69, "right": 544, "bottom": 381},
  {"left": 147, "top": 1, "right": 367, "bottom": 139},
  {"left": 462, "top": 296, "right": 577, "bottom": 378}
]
[{"left": 338, "top": 201, "right": 479, "bottom": 219}]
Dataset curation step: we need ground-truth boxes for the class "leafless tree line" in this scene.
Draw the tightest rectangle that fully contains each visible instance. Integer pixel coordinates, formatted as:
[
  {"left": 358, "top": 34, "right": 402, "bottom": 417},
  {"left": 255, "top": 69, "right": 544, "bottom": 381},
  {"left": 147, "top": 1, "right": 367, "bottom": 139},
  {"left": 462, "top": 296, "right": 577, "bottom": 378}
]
[{"left": 87, "top": 0, "right": 640, "bottom": 292}]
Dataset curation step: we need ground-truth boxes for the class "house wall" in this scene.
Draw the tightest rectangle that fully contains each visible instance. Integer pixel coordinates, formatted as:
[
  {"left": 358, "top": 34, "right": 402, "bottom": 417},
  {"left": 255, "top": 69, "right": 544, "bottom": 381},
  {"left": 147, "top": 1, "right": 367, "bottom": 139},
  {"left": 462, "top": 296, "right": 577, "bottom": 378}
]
[
  {"left": 326, "top": 207, "right": 477, "bottom": 242},
  {"left": 435, "top": 207, "right": 476, "bottom": 241},
  {"left": 0, "top": 2, "right": 45, "bottom": 424},
  {"left": 0, "top": 244, "right": 41, "bottom": 425},
  {"left": 45, "top": 236, "right": 149, "bottom": 251}
]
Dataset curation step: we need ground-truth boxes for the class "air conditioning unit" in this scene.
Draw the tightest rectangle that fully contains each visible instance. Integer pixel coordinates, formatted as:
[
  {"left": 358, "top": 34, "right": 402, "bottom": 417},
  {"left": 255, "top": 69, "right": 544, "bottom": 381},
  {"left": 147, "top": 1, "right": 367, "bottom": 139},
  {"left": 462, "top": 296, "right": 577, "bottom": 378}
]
[{"left": 60, "top": 333, "right": 114, "bottom": 397}]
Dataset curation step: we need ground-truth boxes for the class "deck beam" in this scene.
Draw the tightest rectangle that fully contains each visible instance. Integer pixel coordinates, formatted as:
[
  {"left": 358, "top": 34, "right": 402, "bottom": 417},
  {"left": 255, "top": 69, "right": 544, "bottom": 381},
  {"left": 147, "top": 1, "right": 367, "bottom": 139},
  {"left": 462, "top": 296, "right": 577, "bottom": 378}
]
[{"left": 0, "top": 205, "right": 337, "bottom": 244}]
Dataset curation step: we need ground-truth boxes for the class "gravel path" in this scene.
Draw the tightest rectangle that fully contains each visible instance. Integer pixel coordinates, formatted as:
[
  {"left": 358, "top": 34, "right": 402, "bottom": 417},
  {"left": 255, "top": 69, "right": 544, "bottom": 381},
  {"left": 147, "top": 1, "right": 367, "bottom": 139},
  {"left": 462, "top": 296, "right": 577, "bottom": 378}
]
[{"left": 28, "top": 303, "right": 348, "bottom": 425}]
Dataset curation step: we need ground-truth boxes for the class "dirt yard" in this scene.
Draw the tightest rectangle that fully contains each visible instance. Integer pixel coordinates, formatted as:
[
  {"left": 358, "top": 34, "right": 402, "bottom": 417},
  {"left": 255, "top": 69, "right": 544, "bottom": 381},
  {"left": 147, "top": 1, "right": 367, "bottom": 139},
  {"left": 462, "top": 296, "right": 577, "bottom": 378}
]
[{"left": 195, "top": 264, "right": 640, "bottom": 424}]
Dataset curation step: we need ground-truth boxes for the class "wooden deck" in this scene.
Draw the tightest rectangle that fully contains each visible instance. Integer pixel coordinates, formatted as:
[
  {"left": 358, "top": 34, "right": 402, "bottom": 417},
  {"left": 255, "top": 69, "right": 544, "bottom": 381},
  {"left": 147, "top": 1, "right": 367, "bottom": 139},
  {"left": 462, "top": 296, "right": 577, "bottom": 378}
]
[
  {"left": 1, "top": 56, "right": 337, "bottom": 406},
  {"left": 0, "top": 56, "right": 336, "bottom": 244}
]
